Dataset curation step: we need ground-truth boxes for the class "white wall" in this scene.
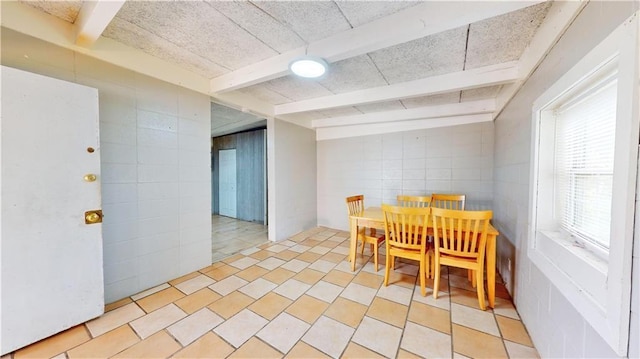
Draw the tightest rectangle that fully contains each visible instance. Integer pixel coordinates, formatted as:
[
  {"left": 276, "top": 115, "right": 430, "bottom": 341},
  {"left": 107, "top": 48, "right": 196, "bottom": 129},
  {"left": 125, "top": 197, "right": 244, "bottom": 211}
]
[
  {"left": 317, "top": 122, "right": 494, "bottom": 230},
  {"left": 268, "top": 118, "right": 317, "bottom": 241},
  {"left": 1, "top": 29, "right": 212, "bottom": 303},
  {"left": 493, "top": 2, "right": 639, "bottom": 357}
]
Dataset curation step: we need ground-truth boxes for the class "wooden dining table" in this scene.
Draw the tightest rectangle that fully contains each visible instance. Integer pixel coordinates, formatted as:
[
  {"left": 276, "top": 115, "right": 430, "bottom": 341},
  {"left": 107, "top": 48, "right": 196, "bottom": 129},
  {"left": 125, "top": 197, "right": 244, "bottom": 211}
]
[{"left": 349, "top": 206, "right": 500, "bottom": 308}]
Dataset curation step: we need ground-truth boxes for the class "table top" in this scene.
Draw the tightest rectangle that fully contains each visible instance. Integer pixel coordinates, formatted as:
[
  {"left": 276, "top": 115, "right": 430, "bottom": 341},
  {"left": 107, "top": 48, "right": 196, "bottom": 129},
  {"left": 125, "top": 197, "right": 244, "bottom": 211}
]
[{"left": 350, "top": 207, "right": 499, "bottom": 236}]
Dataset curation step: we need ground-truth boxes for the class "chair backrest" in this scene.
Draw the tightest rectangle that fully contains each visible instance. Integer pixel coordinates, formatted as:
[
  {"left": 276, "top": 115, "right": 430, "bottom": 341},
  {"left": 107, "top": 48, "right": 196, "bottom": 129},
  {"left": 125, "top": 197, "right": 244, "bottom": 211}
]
[
  {"left": 346, "top": 195, "right": 365, "bottom": 215},
  {"left": 397, "top": 195, "right": 432, "bottom": 208},
  {"left": 431, "top": 193, "right": 466, "bottom": 210},
  {"left": 381, "top": 204, "right": 430, "bottom": 253},
  {"left": 431, "top": 207, "right": 492, "bottom": 260}
]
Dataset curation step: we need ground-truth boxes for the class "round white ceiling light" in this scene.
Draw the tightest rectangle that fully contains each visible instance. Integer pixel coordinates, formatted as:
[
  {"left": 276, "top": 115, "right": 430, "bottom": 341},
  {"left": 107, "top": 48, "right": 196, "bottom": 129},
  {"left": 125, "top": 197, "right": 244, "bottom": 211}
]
[{"left": 289, "top": 56, "right": 328, "bottom": 78}]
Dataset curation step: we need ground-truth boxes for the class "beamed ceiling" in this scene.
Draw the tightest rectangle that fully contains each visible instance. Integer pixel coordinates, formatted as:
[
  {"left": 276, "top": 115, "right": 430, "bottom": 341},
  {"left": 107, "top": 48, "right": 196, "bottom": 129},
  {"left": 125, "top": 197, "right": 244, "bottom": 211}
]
[{"left": 1, "top": 1, "right": 585, "bottom": 139}]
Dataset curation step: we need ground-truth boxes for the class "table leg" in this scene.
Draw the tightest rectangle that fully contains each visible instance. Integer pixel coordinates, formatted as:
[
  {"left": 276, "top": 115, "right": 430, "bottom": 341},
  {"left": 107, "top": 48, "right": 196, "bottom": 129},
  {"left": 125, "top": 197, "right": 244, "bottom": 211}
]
[
  {"left": 350, "top": 217, "right": 358, "bottom": 271},
  {"left": 487, "top": 234, "right": 496, "bottom": 308}
]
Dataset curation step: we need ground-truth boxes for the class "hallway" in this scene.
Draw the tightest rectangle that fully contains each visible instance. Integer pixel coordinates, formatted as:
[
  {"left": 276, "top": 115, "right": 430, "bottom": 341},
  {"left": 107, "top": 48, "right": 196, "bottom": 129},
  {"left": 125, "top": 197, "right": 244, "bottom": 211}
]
[{"left": 211, "top": 215, "right": 268, "bottom": 263}]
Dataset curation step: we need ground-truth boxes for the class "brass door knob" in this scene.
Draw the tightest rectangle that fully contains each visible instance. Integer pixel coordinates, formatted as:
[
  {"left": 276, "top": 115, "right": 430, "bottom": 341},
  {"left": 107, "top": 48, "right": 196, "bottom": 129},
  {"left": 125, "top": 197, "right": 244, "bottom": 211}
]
[
  {"left": 85, "top": 210, "right": 103, "bottom": 224},
  {"left": 84, "top": 174, "right": 97, "bottom": 182}
]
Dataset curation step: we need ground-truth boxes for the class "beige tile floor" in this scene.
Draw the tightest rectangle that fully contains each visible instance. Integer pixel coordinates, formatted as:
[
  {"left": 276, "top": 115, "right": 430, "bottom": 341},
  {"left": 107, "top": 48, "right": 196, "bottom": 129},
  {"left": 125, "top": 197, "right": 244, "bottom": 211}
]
[
  {"left": 212, "top": 215, "right": 268, "bottom": 263},
  {"left": 8, "top": 227, "right": 539, "bottom": 359}
]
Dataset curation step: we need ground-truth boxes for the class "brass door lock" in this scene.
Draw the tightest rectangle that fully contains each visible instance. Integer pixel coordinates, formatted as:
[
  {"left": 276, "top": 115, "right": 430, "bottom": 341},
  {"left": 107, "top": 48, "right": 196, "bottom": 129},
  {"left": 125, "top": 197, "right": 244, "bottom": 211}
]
[{"left": 85, "top": 210, "right": 103, "bottom": 224}]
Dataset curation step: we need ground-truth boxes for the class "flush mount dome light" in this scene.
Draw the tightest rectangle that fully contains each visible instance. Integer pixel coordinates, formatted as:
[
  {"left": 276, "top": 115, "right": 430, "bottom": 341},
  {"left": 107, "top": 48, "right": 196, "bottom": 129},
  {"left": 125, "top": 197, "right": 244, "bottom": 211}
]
[{"left": 289, "top": 56, "right": 328, "bottom": 78}]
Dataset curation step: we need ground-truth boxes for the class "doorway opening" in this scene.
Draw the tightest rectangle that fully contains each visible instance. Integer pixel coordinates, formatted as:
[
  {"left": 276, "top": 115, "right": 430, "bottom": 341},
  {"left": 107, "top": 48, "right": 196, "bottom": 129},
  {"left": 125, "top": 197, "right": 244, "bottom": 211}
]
[{"left": 210, "top": 103, "right": 268, "bottom": 262}]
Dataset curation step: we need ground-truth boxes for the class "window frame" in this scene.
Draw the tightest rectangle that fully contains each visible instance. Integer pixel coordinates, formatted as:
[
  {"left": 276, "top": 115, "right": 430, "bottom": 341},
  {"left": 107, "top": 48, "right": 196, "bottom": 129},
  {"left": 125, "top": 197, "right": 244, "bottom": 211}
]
[{"left": 528, "top": 13, "right": 638, "bottom": 355}]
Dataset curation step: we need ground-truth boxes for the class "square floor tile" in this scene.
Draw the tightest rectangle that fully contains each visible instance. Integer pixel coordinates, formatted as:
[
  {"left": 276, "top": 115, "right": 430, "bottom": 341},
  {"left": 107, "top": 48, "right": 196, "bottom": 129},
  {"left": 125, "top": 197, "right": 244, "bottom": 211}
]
[
  {"left": 274, "top": 279, "right": 312, "bottom": 301},
  {"left": 340, "top": 282, "right": 378, "bottom": 306},
  {"left": 504, "top": 340, "right": 540, "bottom": 358},
  {"left": 130, "top": 304, "right": 187, "bottom": 339},
  {"left": 285, "top": 342, "right": 331, "bottom": 358},
  {"left": 412, "top": 286, "right": 450, "bottom": 310},
  {"left": 111, "top": 330, "right": 180, "bottom": 359},
  {"left": 136, "top": 287, "right": 185, "bottom": 313},
  {"left": 131, "top": 283, "right": 170, "bottom": 301},
  {"left": 307, "top": 259, "right": 336, "bottom": 273},
  {"left": 203, "top": 264, "right": 240, "bottom": 281},
  {"left": 86, "top": 302, "right": 145, "bottom": 337},
  {"left": 324, "top": 297, "right": 368, "bottom": 328},
  {"left": 265, "top": 244, "right": 289, "bottom": 253},
  {"left": 275, "top": 250, "right": 300, "bottom": 261},
  {"left": 239, "top": 278, "right": 278, "bottom": 299},
  {"left": 452, "top": 324, "right": 508, "bottom": 358},
  {"left": 289, "top": 244, "right": 311, "bottom": 253},
  {"left": 174, "top": 288, "right": 221, "bottom": 314},
  {"left": 236, "top": 265, "right": 270, "bottom": 281},
  {"left": 330, "top": 246, "right": 351, "bottom": 255},
  {"left": 281, "top": 259, "right": 310, "bottom": 273},
  {"left": 293, "top": 268, "right": 325, "bottom": 285},
  {"left": 278, "top": 240, "right": 296, "bottom": 247},
  {"left": 228, "top": 257, "right": 260, "bottom": 270},
  {"left": 262, "top": 267, "right": 296, "bottom": 284},
  {"left": 67, "top": 325, "right": 139, "bottom": 359},
  {"left": 250, "top": 250, "right": 274, "bottom": 261},
  {"left": 14, "top": 325, "right": 90, "bottom": 359},
  {"left": 367, "top": 297, "right": 409, "bottom": 328},
  {"left": 342, "top": 342, "right": 386, "bottom": 358},
  {"left": 352, "top": 316, "right": 403, "bottom": 358},
  {"left": 322, "top": 270, "right": 354, "bottom": 287},
  {"left": 401, "top": 322, "right": 452, "bottom": 358},
  {"left": 214, "top": 309, "right": 269, "bottom": 348},
  {"left": 208, "top": 275, "right": 249, "bottom": 296},
  {"left": 286, "top": 295, "right": 330, "bottom": 324},
  {"left": 207, "top": 291, "right": 255, "bottom": 319},
  {"left": 496, "top": 315, "right": 533, "bottom": 346},
  {"left": 352, "top": 271, "right": 384, "bottom": 289},
  {"left": 302, "top": 316, "right": 355, "bottom": 358},
  {"left": 296, "top": 252, "right": 323, "bottom": 263},
  {"left": 257, "top": 257, "right": 286, "bottom": 270},
  {"left": 105, "top": 297, "right": 133, "bottom": 312},
  {"left": 306, "top": 280, "right": 344, "bottom": 303},
  {"left": 228, "top": 337, "right": 283, "bottom": 358},
  {"left": 408, "top": 301, "right": 451, "bottom": 334},
  {"left": 172, "top": 332, "right": 234, "bottom": 359},
  {"left": 175, "top": 274, "right": 215, "bottom": 295},
  {"left": 493, "top": 297, "right": 520, "bottom": 320},
  {"left": 167, "top": 308, "right": 223, "bottom": 346},
  {"left": 333, "top": 260, "right": 355, "bottom": 273},
  {"left": 257, "top": 312, "right": 311, "bottom": 354},
  {"left": 309, "top": 246, "right": 331, "bottom": 255},
  {"left": 248, "top": 292, "right": 293, "bottom": 320},
  {"left": 451, "top": 303, "right": 499, "bottom": 336},
  {"left": 240, "top": 247, "right": 260, "bottom": 256},
  {"left": 378, "top": 283, "right": 414, "bottom": 305}
]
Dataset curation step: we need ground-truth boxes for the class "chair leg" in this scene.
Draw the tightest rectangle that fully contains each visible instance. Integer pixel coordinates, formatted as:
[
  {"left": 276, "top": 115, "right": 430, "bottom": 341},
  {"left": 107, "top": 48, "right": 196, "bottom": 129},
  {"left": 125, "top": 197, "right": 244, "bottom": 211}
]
[
  {"left": 419, "top": 257, "right": 426, "bottom": 296},
  {"left": 360, "top": 239, "right": 365, "bottom": 255},
  {"left": 384, "top": 253, "right": 391, "bottom": 287},
  {"left": 373, "top": 243, "right": 379, "bottom": 272},
  {"left": 471, "top": 270, "right": 477, "bottom": 288},
  {"left": 476, "top": 269, "right": 486, "bottom": 310},
  {"left": 433, "top": 258, "right": 441, "bottom": 299}
]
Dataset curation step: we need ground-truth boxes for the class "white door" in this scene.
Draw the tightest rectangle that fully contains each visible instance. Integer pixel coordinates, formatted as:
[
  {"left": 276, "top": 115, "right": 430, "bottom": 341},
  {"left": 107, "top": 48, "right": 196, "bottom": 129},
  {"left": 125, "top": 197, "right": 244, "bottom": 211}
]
[
  {"left": 219, "top": 149, "right": 237, "bottom": 218},
  {"left": 1, "top": 66, "right": 104, "bottom": 354}
]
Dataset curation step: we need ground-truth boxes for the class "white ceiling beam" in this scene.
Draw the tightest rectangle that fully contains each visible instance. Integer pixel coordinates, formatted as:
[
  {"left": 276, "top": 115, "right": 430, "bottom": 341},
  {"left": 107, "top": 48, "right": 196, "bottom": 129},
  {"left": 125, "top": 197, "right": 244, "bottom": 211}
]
[
  {"left": 494, "top": 1, "right": 587, "bottom": 118},
  {"left": 316, "top": 114, "right": 493, "bottom": 141},
  {"left": 275, "top": 61, "right": 519, "bottom": 116},
  {"left": 75, "top": 0, "right": 126, "bottom": 47},
  {"left": 209, "top": 1, "right": 544, "bottom": 93},
  {"left": 312, "top": 99, "right": 495, "bottom": 128}
]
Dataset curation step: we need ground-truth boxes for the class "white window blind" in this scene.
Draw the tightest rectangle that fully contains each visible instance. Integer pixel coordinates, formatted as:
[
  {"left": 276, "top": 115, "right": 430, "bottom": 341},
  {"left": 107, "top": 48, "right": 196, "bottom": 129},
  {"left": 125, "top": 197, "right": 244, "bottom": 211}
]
[{"left": 554, "top": 75, "right": 617, "bottom": 249}]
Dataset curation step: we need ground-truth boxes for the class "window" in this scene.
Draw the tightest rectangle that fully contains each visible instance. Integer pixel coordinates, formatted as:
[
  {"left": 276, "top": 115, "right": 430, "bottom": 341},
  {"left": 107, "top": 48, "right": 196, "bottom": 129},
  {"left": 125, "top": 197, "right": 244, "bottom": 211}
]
[{"left": 529, "top": 14, "right": 638, "bottom": 355}]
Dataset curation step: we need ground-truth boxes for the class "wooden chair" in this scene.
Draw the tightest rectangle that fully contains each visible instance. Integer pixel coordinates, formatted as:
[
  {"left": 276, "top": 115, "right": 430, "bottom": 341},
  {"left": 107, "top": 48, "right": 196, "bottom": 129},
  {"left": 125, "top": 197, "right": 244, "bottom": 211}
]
[
  {"left": 397, "top": 195, "right": 432, "bottom": 208},
  {"left": 431, "top": 194, "right": 465, "bottom": 210},
  {"left": 381, "top": 204, "right": 431, "bottom": 296},
  {"left": 346, "top": 195, "right": 385, "bottom": 271},
  {"left": 431, "top": 207, "right": 492, "bottom": 310}
]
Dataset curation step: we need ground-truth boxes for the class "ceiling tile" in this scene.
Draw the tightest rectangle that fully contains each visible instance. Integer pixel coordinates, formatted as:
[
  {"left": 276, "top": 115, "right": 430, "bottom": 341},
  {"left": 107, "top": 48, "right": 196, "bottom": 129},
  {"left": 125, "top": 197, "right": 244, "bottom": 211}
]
[
  {"left": 206, "top": 1, "right": 305, "bottom": 53},
  {"left": 401, "top": 92, "right": 461, "bottom": 108},
  {"left": 109, "top": 1, "right": 277, "bottom": 70},
  {"left": 261, "top": 77, "right": 334, "bottom": 101},
  {"left": 369, "top": 26, "right": 467, "bottom": 84},
  {"left": 20, "top": 0, "right": 82, "bottom": 23},
  {"left": 238, "top": 87, "right": 293, "bottom": 106},
  {"left": 251, "top": 1, "right": 352, "bottom": 42},
  {"left": 103, "top": 17, "right": 227, "bottom": 78},
  {"left": 319, "top": 55, "right": 388, "bottom": 94},
  {"left": 461, "top": 85, "right": 502, "bottom": 102},
  {"left": 335, "top": 1, "right": 421, "bottom": 27},
  {"left": 465, "top": 2, "right": 552, "bottom": 69},
  {"left": 356, "top": 101, "right": 406, "bottom": 113}
]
